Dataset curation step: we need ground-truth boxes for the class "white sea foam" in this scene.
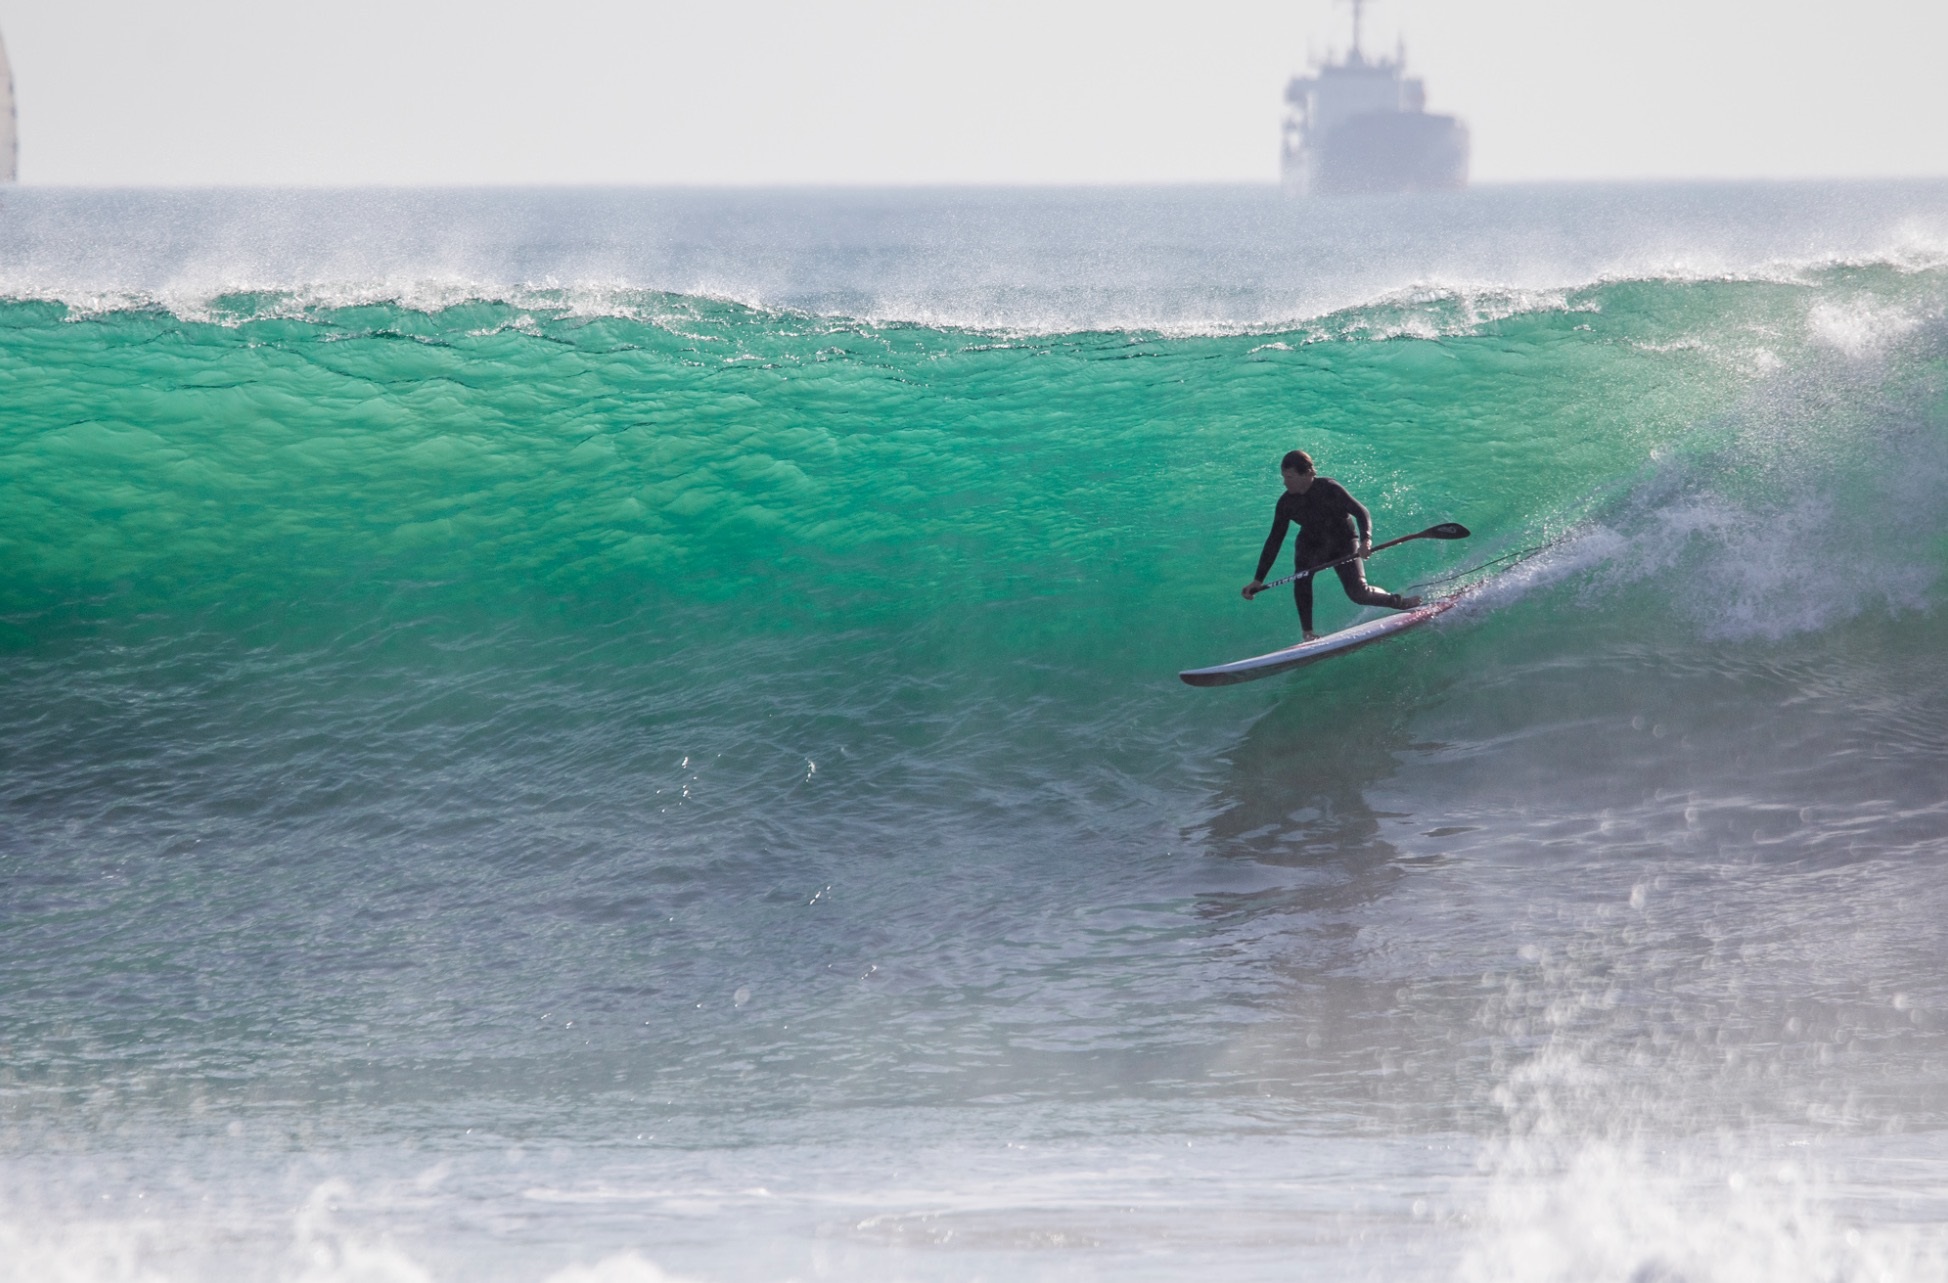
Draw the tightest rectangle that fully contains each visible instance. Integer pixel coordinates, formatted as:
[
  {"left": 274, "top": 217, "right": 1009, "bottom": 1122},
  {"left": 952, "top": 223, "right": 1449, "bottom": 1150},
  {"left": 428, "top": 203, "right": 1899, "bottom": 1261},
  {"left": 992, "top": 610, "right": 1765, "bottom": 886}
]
[
  {"left": 1464, "top": 1103, "right": 1944, "bottom": 1283},
  {"left": 1454, "top": 287, "right": 1947, "bottom": 644},
  {"left": 541, "top": 1257, "right": 695, "bottom": 1283},
  {"left": 1806, "top": 298, "right": 1924, "bottom": 358},
  {"left": 1517, "top": 488, "right": 1939, "bottom": 645},
  {"left": 0, "top": 1183, "right": 703, "bottom": 1283},
  {"left": 1454, "top": 935, "right": 1948, "bottom": 1283},
  {"left": 0, "top": 1216, "right": 170, "bottom": 1283}
]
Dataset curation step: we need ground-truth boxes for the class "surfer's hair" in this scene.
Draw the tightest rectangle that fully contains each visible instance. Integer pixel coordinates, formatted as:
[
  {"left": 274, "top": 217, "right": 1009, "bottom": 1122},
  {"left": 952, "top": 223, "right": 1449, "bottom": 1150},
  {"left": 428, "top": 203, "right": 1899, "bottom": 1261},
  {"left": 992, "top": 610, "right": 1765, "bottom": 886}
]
[{"left": 1281, "top": 450, "right": 1315, "bottom": 474}]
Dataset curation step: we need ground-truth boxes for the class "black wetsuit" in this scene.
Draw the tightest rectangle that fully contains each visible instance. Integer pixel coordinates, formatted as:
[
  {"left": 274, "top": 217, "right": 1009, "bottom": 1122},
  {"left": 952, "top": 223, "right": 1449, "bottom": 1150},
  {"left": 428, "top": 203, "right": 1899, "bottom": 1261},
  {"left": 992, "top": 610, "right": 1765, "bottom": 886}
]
[{"left": 1254, "top": 477, "right": 1414, "bottom": 634}]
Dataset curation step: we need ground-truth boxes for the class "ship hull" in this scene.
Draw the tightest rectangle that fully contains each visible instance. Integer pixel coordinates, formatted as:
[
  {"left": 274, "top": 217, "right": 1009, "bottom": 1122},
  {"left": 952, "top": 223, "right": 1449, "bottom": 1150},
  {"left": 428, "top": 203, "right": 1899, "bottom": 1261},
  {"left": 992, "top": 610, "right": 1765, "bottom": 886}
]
[{"left": 1299, "top": 112, "right": 1468, "bottom": 196}]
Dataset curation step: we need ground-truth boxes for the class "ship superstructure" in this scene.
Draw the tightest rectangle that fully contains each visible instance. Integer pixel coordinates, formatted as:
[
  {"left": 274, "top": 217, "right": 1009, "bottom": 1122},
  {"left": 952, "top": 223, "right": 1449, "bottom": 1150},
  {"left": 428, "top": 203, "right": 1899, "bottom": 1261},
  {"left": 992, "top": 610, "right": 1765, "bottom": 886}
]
[
  {"left": 1, "top": 26, "right": 16, "bottom": 182},
  {"left": 1281, "top": 0, "right": 1466, "bottom": 196}
]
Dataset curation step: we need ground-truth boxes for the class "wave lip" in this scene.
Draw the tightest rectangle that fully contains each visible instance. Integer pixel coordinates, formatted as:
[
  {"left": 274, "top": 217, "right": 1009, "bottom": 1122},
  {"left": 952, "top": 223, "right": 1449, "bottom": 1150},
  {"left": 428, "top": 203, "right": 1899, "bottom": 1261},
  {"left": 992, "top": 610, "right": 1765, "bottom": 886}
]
[
  {"left": 4, "top": 180, "right": 1948, "bottom": 335},
  {"left": 3, "top": 260, "right": 1943, "bottom": 354}
]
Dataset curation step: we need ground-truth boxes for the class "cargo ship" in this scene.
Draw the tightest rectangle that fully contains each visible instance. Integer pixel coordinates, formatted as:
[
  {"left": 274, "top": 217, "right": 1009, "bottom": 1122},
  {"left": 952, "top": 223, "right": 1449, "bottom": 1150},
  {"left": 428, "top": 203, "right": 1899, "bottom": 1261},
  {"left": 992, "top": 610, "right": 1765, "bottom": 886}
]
[{"left": 1281, "top": 0, "right": 1467, "bottom": 196}]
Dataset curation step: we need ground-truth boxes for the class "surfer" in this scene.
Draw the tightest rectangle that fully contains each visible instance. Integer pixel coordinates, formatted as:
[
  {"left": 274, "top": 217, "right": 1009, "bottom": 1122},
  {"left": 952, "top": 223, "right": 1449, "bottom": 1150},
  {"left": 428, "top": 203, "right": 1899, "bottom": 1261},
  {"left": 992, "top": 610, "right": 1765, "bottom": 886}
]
[{"left": 1241, "top": 450, "right": 1420, "bottom": 640}]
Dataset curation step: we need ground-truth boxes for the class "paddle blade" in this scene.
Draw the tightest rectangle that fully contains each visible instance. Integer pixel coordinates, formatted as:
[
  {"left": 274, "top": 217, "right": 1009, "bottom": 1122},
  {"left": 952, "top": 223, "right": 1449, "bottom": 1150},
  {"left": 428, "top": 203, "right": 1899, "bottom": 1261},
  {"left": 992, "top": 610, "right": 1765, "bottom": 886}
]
[{"left": 1426, "top": 522, "right": 1471, "bottom": 540}]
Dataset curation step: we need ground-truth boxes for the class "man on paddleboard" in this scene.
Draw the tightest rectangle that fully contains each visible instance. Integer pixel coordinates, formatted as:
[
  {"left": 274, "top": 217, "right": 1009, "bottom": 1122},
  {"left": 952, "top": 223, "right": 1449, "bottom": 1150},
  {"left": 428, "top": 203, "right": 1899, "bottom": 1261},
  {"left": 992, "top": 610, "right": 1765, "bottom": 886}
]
[{"left": 1241, "top": 450, "right": 1420, "bottom": 640}]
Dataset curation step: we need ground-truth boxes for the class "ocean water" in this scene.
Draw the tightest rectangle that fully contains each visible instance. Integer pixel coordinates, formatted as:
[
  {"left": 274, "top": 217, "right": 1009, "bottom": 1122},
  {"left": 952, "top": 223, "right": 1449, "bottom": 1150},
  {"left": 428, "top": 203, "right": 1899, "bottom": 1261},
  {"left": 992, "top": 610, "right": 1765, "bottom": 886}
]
[{"left": 3, "top": 182, "right": 1947, "bottom": 1283}]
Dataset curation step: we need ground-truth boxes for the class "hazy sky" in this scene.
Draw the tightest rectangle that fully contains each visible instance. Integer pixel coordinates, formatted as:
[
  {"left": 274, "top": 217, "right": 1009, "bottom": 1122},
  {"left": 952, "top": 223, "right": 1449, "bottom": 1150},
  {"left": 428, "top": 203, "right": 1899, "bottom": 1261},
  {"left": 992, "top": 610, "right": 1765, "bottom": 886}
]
[{"left": 2, "top": 0, "right": 1945, "bottom": 186}]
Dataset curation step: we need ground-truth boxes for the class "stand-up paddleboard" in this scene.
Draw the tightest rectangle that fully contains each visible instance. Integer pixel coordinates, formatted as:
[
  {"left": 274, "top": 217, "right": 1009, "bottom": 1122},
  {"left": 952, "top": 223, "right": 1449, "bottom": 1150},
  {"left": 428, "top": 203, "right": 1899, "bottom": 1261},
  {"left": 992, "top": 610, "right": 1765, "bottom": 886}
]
[{"left": 1179, "top": 589, "right": 1468, "bottom": 687}]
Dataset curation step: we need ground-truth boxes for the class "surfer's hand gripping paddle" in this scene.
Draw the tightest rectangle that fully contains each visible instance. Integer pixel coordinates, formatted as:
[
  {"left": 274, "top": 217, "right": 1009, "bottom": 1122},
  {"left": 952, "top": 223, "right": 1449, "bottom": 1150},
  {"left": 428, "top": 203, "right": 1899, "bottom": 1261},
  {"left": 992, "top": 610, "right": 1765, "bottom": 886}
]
[{"left": 1244, "top": 522, "right": 1470, "bottom": 598}]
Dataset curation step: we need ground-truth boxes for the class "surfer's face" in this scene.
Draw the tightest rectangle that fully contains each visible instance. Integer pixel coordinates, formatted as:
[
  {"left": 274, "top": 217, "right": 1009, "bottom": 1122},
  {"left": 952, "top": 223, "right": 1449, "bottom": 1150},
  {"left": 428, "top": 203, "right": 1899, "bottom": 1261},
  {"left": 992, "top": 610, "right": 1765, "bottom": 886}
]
[{"left": 1282, "top": 467, "right": 1316, "bottom": 494}]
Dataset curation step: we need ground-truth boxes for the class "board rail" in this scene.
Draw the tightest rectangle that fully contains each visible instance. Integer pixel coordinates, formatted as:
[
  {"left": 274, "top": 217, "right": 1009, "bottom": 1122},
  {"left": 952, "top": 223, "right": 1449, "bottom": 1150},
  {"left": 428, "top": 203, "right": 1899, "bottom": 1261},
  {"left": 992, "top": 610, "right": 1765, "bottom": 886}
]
[{"left": 1179, "top": 591, "right": 1467, "bottom": 687}]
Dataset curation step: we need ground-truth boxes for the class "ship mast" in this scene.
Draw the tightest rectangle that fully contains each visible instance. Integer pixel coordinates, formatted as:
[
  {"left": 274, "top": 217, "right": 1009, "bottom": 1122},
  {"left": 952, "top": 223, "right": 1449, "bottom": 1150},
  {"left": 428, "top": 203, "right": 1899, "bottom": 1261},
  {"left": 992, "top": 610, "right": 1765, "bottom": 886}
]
[{"left": 1347, "top": 0, "right": 1366, "bottom": 64}]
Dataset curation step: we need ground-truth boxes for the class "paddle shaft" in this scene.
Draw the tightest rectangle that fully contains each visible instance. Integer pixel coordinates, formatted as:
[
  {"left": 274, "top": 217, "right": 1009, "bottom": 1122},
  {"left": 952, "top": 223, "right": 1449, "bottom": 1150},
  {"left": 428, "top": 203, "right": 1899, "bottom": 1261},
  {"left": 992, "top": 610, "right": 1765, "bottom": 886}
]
[{"left": 1254, "top": 524, "right": 1465, "bottom": 593}]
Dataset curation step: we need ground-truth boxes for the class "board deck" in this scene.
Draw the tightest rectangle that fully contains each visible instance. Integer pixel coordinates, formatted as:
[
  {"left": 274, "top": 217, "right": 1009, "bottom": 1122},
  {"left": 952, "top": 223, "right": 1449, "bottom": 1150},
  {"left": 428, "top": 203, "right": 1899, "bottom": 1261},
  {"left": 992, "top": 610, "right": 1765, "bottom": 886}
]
[{"left": 1179, "top": 591, "right": 1466, "bottom": 687}]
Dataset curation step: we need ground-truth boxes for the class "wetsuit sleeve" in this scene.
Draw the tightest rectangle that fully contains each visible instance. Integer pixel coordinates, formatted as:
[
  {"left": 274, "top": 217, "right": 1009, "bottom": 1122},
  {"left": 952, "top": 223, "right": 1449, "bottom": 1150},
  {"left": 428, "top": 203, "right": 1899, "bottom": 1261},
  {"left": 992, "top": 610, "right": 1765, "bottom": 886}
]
[
  {"left": 1254, "top": 501, "right": 1290, "bottom": 582},
  {"left": 1346, "top": 491, "right": 1372, "bottom": 542}
]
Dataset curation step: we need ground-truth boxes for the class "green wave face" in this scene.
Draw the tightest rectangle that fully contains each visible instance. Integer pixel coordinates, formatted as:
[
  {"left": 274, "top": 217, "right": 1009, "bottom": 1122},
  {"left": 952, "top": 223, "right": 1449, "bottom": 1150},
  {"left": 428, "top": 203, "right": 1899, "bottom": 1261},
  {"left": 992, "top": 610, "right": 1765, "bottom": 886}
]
[{"left": 5, "top": 267, "right": 1943, "bottom": 649}]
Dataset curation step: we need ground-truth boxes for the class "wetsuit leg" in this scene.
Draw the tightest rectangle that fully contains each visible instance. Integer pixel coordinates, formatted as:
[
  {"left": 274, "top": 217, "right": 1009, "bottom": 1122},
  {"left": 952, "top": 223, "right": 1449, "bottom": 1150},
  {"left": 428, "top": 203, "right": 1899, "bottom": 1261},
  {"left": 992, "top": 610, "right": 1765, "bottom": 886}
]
[
  {"left": 1291, "top": 541, "right": 1343, "bottom": 634},
  {"left": 1333, "top": 558, "right": 1416, "bottom": 611}
]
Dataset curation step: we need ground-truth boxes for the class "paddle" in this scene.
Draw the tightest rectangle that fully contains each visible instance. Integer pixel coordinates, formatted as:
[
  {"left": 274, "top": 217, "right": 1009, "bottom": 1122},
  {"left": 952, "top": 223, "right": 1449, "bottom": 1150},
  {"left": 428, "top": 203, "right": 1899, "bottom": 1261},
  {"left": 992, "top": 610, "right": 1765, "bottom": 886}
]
[{"left": 1249, "top": 522, "right": 1470, "bottom": 595}]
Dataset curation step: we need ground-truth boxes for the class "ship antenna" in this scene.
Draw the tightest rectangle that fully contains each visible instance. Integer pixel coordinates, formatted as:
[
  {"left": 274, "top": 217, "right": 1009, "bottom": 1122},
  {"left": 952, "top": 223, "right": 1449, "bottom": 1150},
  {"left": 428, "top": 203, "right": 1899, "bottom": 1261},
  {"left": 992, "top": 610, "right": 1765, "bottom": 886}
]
[{"left": 1347, "top": 0, "right": 1366, "bottom": 64}]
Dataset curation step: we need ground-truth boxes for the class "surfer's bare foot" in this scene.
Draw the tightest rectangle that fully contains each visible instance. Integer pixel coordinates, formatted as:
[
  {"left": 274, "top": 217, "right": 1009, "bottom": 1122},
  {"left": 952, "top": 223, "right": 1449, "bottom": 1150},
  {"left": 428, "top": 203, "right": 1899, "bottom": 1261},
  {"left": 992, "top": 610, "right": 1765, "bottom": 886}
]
[
  {"left": 1399, "top": 595, "right": 1423, "bottom": 609},
  {"left": 1303, "top": 631, "right": 1320, "bottom": 642}
]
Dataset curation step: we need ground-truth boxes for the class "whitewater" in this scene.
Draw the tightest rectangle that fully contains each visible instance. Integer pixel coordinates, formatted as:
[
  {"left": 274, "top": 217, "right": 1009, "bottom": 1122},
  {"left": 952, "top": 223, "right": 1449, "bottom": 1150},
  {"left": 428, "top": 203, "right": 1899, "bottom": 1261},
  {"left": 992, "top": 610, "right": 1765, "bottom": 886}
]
[{"left": 3, "top": 181, "right": 1947, "bottom": 1283}]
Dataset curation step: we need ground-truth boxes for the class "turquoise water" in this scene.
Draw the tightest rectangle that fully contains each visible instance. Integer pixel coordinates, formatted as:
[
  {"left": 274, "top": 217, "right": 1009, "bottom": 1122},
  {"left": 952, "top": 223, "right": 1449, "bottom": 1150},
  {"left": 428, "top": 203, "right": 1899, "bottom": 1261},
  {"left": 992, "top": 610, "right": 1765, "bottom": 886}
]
[{"left": 3, "top": 184, "right": 1948, "bottom": 1282}]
